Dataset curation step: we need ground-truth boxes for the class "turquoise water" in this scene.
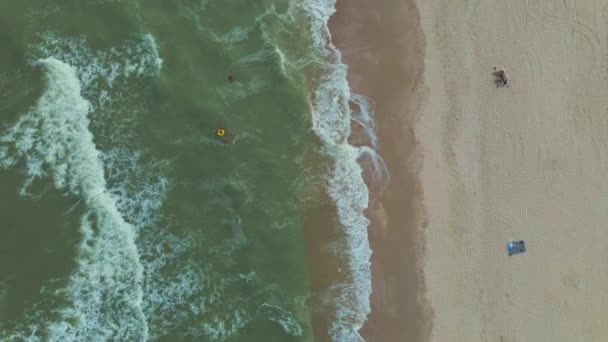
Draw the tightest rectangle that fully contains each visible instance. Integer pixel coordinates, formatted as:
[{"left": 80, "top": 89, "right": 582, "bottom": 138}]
[{"left": 0, "top": 1, "right": 380, "bottom": 341}]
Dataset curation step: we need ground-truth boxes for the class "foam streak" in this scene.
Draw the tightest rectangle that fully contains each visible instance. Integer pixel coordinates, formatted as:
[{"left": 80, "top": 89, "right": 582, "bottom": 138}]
[
  {"left": 2, "top": 58, "right": 148, "bottom": 340},
  {"left": 300, "top": 0, "right": 383, "bottom": 340}
]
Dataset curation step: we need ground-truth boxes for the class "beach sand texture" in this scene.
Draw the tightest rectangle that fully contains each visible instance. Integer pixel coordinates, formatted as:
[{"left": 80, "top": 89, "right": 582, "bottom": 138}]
[
  {"left": 330, "top": 0, "right": 432, "bottom": 340},
  {"left": 417, "top": 0, "right": 608, "bottom": 341}
]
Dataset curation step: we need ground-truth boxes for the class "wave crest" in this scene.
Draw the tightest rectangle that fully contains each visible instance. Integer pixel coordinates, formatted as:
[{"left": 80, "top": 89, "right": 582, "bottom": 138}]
[{"left": 1, "top": 57, "right": 148, "bottom": 341}]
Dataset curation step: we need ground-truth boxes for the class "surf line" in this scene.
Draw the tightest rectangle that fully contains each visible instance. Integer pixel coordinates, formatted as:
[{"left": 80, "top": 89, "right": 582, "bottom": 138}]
[
  {"left": 1, "top": 57, "right": 148, "bottom": 340},
  {"left": 301, "top": 0, "right": 383, "bottom": 340}
]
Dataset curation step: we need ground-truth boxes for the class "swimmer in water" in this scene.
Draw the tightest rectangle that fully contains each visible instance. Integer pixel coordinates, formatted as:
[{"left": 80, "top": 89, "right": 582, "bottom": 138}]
[{"left": 215, "top": 127, "right": 234, "bottom": 144}]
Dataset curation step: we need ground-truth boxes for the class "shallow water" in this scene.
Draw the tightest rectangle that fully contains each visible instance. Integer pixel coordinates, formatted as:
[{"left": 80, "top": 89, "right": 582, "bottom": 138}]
[{"left": 0, "top": 1, "right": 380, "bottom": 341}]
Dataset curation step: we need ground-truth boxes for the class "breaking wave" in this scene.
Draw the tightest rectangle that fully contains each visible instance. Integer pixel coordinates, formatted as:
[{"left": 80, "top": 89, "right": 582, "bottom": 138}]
[
  {"left": 299, "top": 0, "right": 388, "bottom": 340},
  {"left": 0, "top": 30, "right": 166, "bottom": 341},
  {"left": 0, "top": 58, "right": 148, "bottom": 340},
  {"left": 34, "top": 32, "right": 163, "bottom": 111}
]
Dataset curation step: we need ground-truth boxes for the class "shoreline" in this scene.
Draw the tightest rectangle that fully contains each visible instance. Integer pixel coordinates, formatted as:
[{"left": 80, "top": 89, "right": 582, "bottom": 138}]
[{"left": 328, "top": 0, "right": 433, "bottom": 341}]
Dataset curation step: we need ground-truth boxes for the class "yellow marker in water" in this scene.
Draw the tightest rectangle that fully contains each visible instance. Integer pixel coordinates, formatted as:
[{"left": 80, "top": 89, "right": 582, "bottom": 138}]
[{"left": 216, "top": 128, "right": 225, "bottom": 137}]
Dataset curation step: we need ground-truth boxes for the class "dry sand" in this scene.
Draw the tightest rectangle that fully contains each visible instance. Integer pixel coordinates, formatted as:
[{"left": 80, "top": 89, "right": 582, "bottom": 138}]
[{"left": 417, "top": 0, "right": 608, "bottom": 341}]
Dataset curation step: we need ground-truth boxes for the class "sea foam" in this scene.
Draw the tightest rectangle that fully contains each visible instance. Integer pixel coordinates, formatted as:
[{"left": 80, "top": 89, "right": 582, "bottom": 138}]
[
  {"left": 0, "top": 30, "right": 269, "bottom": 341},
  {"left": 35, "top": 32, "right": 163, "bottom": 111},
  {"left": 298, "top": 0, "right": 388, "bottom": 341},
  {"left": 1, "top": 58, "right": 148, "bottom": 341}
]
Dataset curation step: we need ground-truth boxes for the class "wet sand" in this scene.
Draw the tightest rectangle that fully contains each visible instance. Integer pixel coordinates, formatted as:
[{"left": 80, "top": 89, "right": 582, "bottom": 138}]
[
  {"left": 329, "top": 0, "right": 432, "bottom": 341},
  {"left": 332, "top": 0, "right": 608, "bottom": 340}
]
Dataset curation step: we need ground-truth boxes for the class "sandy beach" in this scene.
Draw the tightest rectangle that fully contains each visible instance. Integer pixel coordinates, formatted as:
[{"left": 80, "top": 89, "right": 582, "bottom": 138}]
[
  {"left": 330, "top": 0, "right": 432, "bottom": 341},
  {"left": 332, "top": 0, "right": 608, "bottom": 340},
  {"left": 417, "top": 0, "right": 608, "bottom": 340}
]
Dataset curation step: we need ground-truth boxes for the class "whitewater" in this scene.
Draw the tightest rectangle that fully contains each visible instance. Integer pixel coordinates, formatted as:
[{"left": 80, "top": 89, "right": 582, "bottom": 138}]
[
  {"left": 0, "top": 0, "right": 386, "bottom": 340},
  {"left": 1, "top": 58, "right": 148, "bottom": 341},
  {"left": 300, "top": 0, "right": 388, "bottom": 340}
]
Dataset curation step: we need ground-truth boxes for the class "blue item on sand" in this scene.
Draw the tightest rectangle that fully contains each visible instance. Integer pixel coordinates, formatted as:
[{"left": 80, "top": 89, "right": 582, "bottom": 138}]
[{"left": 507, "top": 240, "right": 526, "bottom": 256}]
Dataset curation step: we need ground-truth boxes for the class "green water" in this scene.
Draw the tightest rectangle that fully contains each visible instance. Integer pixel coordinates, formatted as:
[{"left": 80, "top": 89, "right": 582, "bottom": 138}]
[{"left": 0, "top": 1, "right": 333, "bottom": 340}]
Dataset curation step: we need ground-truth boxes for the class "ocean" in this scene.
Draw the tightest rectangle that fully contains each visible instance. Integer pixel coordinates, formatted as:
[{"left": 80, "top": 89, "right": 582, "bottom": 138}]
[{"left": 0, "top": 1, "right": 381, "bottom": 341}]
